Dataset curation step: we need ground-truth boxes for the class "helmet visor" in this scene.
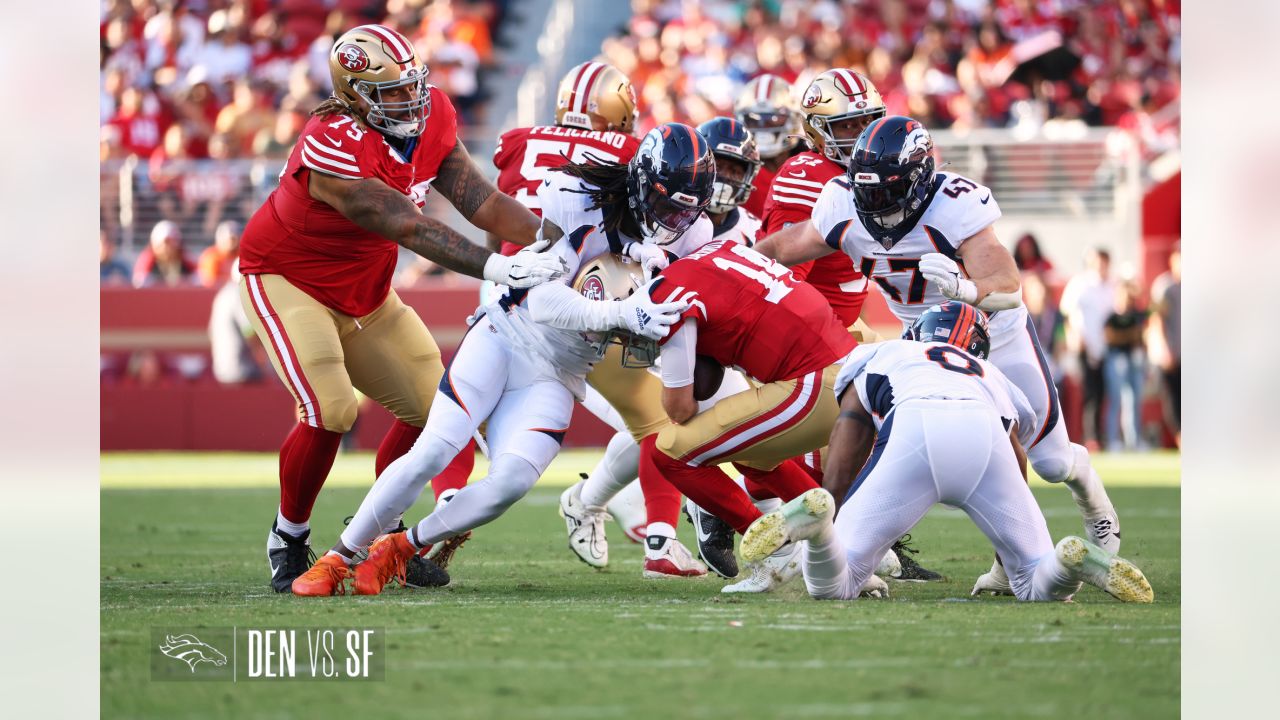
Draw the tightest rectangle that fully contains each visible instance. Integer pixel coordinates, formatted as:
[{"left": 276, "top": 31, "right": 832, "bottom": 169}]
[
  {"left": 645, "top": 189, "right": 706, "bottom": 233},
  {"left": 853, "top": 176, "right": 913, "bottom": 229}
]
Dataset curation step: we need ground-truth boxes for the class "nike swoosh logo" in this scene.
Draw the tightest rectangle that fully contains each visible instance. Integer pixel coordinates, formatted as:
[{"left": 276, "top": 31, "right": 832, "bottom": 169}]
[
  {"left": 788, "top": 171, "right": 808, "bottom": 178},
  {"left": 270, "top": 560, "right": 281, "bottom": 576},
  {"left": 322, "top": 133, "right": 341, "bottom": 145},
  {"left": 980, "top": 194, "right": 991, "bottom": 204}
]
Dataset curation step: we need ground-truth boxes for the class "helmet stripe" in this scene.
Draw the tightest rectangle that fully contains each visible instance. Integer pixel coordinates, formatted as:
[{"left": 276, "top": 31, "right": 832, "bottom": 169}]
[
  {"left": 830, "top": 70, "right": 852, "bottom": 96},
  {"left": 357, "top": 24, "right": 414, "bottom": 63},
  {"left": 836, "top": 68, "right": 865, "bottom": 97},
  {"left": 861, "top": 117, "right": 887, "bottom": 152},
  {"left": 567, "top": 62, "right": 599, "bottom": 116},
  {"left": 575, "top": 62, "right": 608, "bottom": 114},
  {"left": 756, "top": 75, "right": 771, "bottom": 103},
  {"left": 682, "top": 124, "right": 702, "bottom": 182}
]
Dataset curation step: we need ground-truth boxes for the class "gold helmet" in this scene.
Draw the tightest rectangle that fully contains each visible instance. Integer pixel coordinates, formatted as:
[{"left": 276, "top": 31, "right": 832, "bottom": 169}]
[
  {"left": 733, "top": 74, "right": 803, "bottom": 160},
  {"left": 573, "top": 252, "right": 656, "bottom": 367},
  {"left": 556, "top": 62, "right": 638, "bottom": 134},
  {"left": 328, "top": 24, "right": 431, "bottom": 138},
  {"left": 799, "top": 69, "right": 886, "bottom": 164}
]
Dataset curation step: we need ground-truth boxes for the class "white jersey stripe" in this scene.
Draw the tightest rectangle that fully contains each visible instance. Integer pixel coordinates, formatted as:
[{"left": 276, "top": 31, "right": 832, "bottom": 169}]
[
  {"left": 772, "top": 176, "right": 826, "bottom": 189},
  {"left": 688, "top": 370, "right": 818, "bottom": 466},
  {"left": 302, "top": 146, "right": 362, "bottom": 176},
  {"left": 304, "top": 135, "right": 357, "bottom": 161},
  {"left": 246, "top": 275, "right": 319, "bottom": 427}
]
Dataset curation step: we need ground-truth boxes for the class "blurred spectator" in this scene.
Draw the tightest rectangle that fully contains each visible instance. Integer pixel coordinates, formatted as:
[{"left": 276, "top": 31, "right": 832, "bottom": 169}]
[
  {"left": 1060, "top": 246, "right": 1116, "bottom": 448},
  {"left": 216, "top": 80, "right": 276, "bottom": 155},
  {"left": 100, "top": 231, "right": 132, "bottom": 285},
  {"left": 1012, "top": 232, "right": 1055, "bottom": 279},
  {"left": 105, "top": 87, "right": 165, "bottom": 159},
  {"left": 133, "top": 220, "right": 196, "bottom": 288},
  {"left": 190, "top": 9, "right": 253, "bottom": 86},
  {"left": 1103, "top": 281, "right": 1149, "bottom": 451},
  {"left": 208, "top": 259, "right": 261, "bottom": 384},
  {"left": 1023, "top": 272, "right": 1064, "bottom": 385},
  {"left": 198, "top": 220, "right": 241, "bottom": 288},
  {"left": 1147, "top": 243, "right": 1181, "bottom": 447}
]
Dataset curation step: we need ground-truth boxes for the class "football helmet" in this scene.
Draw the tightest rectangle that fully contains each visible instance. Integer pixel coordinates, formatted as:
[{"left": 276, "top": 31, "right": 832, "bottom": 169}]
[
  {"left": 733, "top": 74, "right": 803, "bottom": 160},
  {"left": 556, "top": 61, "right": 637, "bottom": 134},
  {"left": 905, "top": 302, "right": 991, "bottom": 359},
  {"left": 695, "top": 117, "right": 762, "bottom": 214},
  {"left": 328, "top": 24, "right": 431, "bottom": 138},
  {"left": 626, "top": 123, "right": 715, "bottom": 246},
  {"left": 799, "top": 69, "right": 886, "bottom": 164},
  {"left": 848, "top": 115, "right": 937, "bottom": 246},
  {"left": 573, "top": 252, "right": 656, "bottom": 367}
]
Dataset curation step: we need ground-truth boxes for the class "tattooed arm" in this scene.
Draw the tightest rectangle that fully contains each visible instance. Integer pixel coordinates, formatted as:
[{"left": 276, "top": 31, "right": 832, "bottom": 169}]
[
  {"left": 309, "top": 171, "right": 493, "bottom": 278},
  {"left": 436, "top": 141, "right": 541, "bottom": 248}
]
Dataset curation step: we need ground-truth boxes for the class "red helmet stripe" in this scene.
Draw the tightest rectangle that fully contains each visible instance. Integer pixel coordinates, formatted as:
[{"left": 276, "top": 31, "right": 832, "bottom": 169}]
[
  {"left": 831, "top": 70, "right": 853, "bottom": 96},
  {"left": 357, "top": 24, "right": 414, "bottom": 63},
  {"left": 756, "top": 75, "right": 773, "bottom": 103},
  {"left": 575, "top": 62, "right": 608, "bottom": 114},
  {"left": 565, "top": 63, "right": 596, "bottom": 117}
]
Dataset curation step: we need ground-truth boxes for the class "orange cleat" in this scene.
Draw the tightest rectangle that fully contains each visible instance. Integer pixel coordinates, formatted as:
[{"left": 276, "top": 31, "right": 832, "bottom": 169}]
[
  {"left": 291, "top": 554, "right": 351, "bottom": 597},
  {"left": 353, "top": 532, "right": 415, "bottom": 595}
]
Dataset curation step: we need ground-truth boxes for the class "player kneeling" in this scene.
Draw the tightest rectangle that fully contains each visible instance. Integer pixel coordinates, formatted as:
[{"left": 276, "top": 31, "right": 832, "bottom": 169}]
[{"left": 741, "top": 303, "right": 1153, "bottom": 604}]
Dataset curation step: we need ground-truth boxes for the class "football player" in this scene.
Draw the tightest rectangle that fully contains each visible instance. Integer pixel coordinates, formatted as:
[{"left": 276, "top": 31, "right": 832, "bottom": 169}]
[
  {"left": 733, "top": 74, "right": 803, "bottom": 218},
  {"left": 238, "top": 24, "right": 563, "bottom": 592},
  {"left": 696, "top": 117, "right": 764, "bottom": 246},
  {"left": 754, "top": 116, "right": 1123, "bottom": 595},
  {"left": 741, "top": 303, "right": 1153, "bottom": 605},
  {"left": 291, "top": 123, "right": 719, "bottom": 595}
]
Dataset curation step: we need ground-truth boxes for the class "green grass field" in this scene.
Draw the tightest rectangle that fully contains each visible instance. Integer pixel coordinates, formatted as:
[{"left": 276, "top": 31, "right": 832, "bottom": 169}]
[{"left": 102, "top": 450, "right": 1180, "bottom": 719}]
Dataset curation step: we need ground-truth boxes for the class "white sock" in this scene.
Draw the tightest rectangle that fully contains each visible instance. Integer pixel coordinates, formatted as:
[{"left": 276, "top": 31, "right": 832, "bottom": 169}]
[
  {"left": 800, "top": 522, "right": 858, "bottom": 600},
  {"left": 323, "top": 549, "right": 353, "bottom": 566},
  {"left": 580, "top": 431, "right": 640, "bottom": 509},
  {"left": 1065, "top": 464, "right": 1112, "bottom": 517},
  {"left": 1025, "top": 551, "right": 1083, "bottom": 601},
  {"left": 644, "top": 521, "right": 676, "bottom": 558},
  {"left": 339, "top": 434, "right": 456, "bottom": 554},
  {"left": 276, "top": 510, "right": 308, "bottom": 537},
  {"left": 732, "top": 475, "right": 782, "bottom": 514}
]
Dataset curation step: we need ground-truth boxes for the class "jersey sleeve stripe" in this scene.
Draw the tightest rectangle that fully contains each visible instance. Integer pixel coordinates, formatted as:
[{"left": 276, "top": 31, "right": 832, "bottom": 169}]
[
  {"left": 302, "top": 145, "right": 361, "bottom": 173},
  {"left": 771, "top": 186, "right": 821, "bottom": 201},
  {"left": 304, "top": 135, "right": 358, "bottom": 162},
  {"left": 774, "top": 176, "right": 825, "bottom": 189},
  {"left": 301, "top": 148, "right": 363, "bottom": 179},
  {"left": 769, "top": 194, "right": 818, "bottom": 207}
]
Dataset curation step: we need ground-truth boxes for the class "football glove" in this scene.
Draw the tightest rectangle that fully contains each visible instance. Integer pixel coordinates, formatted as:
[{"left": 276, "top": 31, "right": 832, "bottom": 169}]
[
  {"left": 919, "top": 253, "right": 978, "bottom": 304},
  {"left": 623, "top": 241, "right": 672, "bottom": 276},
  {"left": 614, "top": 280, "right": 689, "bottom": 341},
  {"left": 483, "top": 238, "right": 568, "bottom": 288}
]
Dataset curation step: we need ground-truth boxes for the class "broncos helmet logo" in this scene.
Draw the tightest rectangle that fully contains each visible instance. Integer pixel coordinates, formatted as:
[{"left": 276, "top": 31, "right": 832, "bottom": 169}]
[{"left": 158, "top": 634, "right": 228, "bottom": 672}]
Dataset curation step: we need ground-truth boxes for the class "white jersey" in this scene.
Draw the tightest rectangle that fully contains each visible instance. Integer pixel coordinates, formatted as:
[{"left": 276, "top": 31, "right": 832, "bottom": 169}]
[
  {"left": 834, "top": 339, "right": 1038, "bottom": 446},
  {"left": 481, "top": 170, "right": 714, "bottom": 397},
  {"left": 711, "top": 207, "right": 762, "bottom": 247},
  {"left": 812, "top": 171, "right": 1026, "bottom": 338}
]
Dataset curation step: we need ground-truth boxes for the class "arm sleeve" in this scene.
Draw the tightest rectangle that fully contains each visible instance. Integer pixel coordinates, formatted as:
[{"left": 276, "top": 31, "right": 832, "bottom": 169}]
[
  {"left": 659, "top": 319, "right": 698, "bottom": 388},
  {"left": 525, "top": 281, "right": 622, "bottom": 332}
]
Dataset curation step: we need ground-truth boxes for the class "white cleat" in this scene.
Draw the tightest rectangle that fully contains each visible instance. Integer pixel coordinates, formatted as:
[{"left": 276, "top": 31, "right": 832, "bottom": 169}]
[
  {"left": 859, "top": 574, "right": 890, "bottom": 598},
  {"left": 721, "top": 543, "right": 801, "bottom": 594},
  {"left": 875, "top": 548, "right": 902, "bottom": 578},
  {"left": 642, "top": 531, "right": 707, "bottom": 579},
  {"left": 1055, "top": 536, "right": 1153, "bottom": 603},
  {"left": 971, "top": 558, "right": 1014, "bottom": 597},
  {"left": 739, "top": 488, "right": 834, "bottom": 563},
  {"left": 605, "top": 479, "right": 648, "bottom": 543},
  {"left": 559, "top": 480, "right": 609, "bottom": 568},
  {"left": 1084, "top": 510, "right": 1122, "bottom": 555}
]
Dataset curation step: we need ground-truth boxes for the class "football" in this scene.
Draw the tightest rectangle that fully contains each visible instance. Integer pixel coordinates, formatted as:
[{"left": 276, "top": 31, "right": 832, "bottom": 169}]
[{"left": 692, "top": 354, "right": 725, "bottom": 401}]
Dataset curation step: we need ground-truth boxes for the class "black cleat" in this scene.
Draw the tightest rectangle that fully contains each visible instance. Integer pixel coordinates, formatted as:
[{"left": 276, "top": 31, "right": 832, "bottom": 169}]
[
  {"left": 405, "top": 554, "right": 451, "bottom": 588},
  {"left": 684, "top": 499, "right": 739, "bottom": 578},
  {"left": 890, "top": 534, "right": 945, "bottom": 582},
  {"left": 267, "top": 520, "right": 316, "bottom": 593}
]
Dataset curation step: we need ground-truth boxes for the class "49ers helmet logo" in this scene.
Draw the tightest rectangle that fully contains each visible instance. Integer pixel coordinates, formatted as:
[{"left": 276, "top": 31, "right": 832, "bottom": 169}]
[
  {"left": 337, "top": 44, "right": 370, "bottom": 72},
  {"left": 581, "top": 276, "right": 606, "bottom": 301},
  {"left": 801, "top": 84, "right": 823, "bottom": 109}
]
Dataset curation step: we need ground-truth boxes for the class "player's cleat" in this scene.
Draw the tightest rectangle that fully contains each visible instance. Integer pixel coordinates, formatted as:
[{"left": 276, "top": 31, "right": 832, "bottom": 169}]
[
  {"left": 889, "top": 534, "right": 946, "bottom": 582},
  {"left": 859, "top": 574, "right": 890, "bottom": 598},
  {"left": 268, "top": 520, "right": 316, "bottom": 593},
  {"left": 559, "top": 479, "right": 609, "bottom": 568},
  {"left": 684, "top": 497, "right": 739, "bottom": 578},
  {"left": 405, "top": 553, "right": 451, "bottom": 588},
  {"left": 426, "top": 532, "right": 471, "bottom": 571},
  {"left": 971, "top": 557, "right": 1014, "bottom": 596},
  {"left": 1084, "top": 511, "right": 1122, "bottom": 555},
  {"left": 642, "top": 533, "right": 708, "bottom": 579},
  {"left": 353, "top": 532, "right": 415, "bottom": 596},
  {"left": 603, "top": 476, "right": 647, "bottom": 543},
  {"left": 1055, "top": 536, "right": 1153, "bottom": 603},
  {"left": 291, "top": 553, "right": 350, "bottom": 597},
  {"left": 721, "top": 543, "right": 800, "bottom": 593},
  {"left": 740, "top": 488, "right": 835, "bottom": 563},
  {"left": 875, "top": 547, "right": 902, "bottom": 578}
]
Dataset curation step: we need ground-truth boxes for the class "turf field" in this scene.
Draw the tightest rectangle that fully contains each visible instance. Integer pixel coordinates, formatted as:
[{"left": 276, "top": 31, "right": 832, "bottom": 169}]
[{"left": 102, "top": 450, "right": 1180, "bottom": 719}]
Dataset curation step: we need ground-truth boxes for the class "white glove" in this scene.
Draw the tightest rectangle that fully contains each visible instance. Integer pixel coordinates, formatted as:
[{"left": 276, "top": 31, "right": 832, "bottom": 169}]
[
  {"left": 919, "top": 252, "right": 978, "bottom": 304},
  {"left": 483, "top": 238, "right": 568, "bottom": 289},
  {"left": 623, "top": 241, "right": 671, "bottom": 276},
  {"left": 858, "top": 574, "right": 890, "bottom": 599},
  {"left": 613, "top": 280, "right": 690, "bottom": 341}
]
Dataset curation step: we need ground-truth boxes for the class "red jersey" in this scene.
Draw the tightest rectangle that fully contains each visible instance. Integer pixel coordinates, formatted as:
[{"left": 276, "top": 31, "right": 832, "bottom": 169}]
[
  {"left": 654, "top": 240, "right": 855, "bottom": 384},
  {"left": 761, "top": 151, "right": 868, "bottom": 326},
  {"left": 239, "top": 88, "right": 458, "bottom": 317},
  {"left": 741, "top": 162, "right": 774, "bottom": 219},
  {"left": 492, "top": 124, "right": 639, "bottom": 255}
]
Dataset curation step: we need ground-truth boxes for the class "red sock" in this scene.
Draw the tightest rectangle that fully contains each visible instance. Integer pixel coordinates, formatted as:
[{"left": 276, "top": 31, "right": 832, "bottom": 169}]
[
  {"left": 735, "top": 459, "right": 818, "bottom": 502},
  {"left": 278, "top": 422, "right": 344, "bottom": 524},
  {"left": 637, "top": 439, "right": 682, "bottom": 528},
  {"left": 797, "top": 449, "right": 824, "bottom": 484},
  {"left": 642, "top": 435, "right": 761, "bottom": 534},
  {"left": 430, "top": 438, "right": 476, "bottom": 499},
  {"left": 375, "top": 420, "right": 422, "bottom": 476}
]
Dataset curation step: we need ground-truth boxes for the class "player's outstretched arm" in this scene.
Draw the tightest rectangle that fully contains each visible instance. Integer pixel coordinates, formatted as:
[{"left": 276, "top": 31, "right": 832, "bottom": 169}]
[
  {"left": 753, "top": 220, "right": 834, "bottom": 267},
  {"left": 921, "top": 226, "right": 1022, "bottom": 311},
  {"left": 309, "top": 172, "right": 562, "bottom": 288},
  {"left": 824, "top": 389, "right": 876, "bottom": 507},
  {"left": 435, "top": 141, "right": 541, "bottom": 248}
]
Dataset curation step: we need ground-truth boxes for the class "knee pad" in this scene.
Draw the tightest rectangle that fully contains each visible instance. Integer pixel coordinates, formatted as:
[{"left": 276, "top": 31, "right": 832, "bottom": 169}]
[
  {"left": 320, "top": 394, "right": 359, "bottom": 433},
  {"left": 1030, "top": 443, "right": 1090, "bottom": 484}
]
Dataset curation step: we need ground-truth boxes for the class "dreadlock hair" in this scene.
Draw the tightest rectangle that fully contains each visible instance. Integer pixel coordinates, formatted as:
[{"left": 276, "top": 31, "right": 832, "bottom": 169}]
[
  {"left": 553, "top": 155, "right": 642, "bottom": 237},
  {"left": 311, "top": 96, "right": 354, "bottom": 118}
]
